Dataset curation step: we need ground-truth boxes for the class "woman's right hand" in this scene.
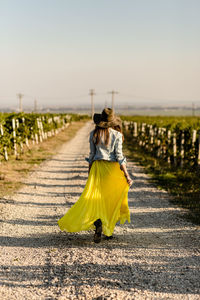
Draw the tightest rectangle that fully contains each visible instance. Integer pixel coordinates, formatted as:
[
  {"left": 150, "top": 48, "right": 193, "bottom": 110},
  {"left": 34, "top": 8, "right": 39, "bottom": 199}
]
[
  {"left": 126, "top": 176, "right": 133, "bottom": 186},
  {"left": 120, "top": 163, "right": 133, "bottom": 186}
]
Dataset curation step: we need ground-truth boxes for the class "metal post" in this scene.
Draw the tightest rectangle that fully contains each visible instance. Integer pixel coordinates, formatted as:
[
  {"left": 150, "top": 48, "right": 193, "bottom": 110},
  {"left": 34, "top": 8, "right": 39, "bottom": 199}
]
[
  {"left": 89, "top": 89, "right": 95, "bottom": 119},
  {"left": 108, "top": 90, "right": 118, "bottom": 112},
  {"left": 17, "top": 93, "right": 24, "bottom": 112}
]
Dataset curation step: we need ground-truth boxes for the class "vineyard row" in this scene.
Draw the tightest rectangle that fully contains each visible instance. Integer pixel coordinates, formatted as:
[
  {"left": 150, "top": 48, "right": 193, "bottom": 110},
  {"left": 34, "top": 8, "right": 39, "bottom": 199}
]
[
  {"left": 123, "top": 121, "right": 200, "bottom": 167},
  {"left": 0, "top": 113, "right": 71, "bottom": 161}
]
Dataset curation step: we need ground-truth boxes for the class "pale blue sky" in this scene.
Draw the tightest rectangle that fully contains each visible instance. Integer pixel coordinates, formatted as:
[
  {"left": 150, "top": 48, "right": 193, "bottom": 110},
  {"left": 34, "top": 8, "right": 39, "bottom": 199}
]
[{"left": 0, "top": 0, "right": 200, "bottom": 108}]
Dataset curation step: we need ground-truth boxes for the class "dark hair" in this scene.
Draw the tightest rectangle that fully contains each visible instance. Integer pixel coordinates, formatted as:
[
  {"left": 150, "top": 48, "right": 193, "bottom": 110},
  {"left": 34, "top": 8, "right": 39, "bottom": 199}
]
[{"left": 93, "top": 126, "right": 110, "bottom": 146}]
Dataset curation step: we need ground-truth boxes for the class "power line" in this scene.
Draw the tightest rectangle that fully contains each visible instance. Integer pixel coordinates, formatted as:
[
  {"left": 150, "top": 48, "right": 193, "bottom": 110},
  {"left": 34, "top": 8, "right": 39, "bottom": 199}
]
[
  {"left": 1, "top": 93, "right": 200, "bottom": 109},
  {"left": 38, "top": 94, "right": 87, "bottom": 100},
  {"left": 118, "top": 92, "right": 200, "bottom": 104}
]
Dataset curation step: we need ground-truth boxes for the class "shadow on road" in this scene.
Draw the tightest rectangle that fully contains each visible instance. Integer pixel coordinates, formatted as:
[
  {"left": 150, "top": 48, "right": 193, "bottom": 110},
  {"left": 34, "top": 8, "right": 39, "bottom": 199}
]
[
  {"left": 0, "top": 129, "right": 200, "bottom": 297},
  {"left": 0, "top": 239, "right": 199, "bottom": 295}
]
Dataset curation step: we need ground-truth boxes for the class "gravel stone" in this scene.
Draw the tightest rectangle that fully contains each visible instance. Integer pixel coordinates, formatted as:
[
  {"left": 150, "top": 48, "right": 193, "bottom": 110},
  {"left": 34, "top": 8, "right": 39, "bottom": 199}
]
[{"left": 0, "top": 121, "right": 199, "bottom": 299}]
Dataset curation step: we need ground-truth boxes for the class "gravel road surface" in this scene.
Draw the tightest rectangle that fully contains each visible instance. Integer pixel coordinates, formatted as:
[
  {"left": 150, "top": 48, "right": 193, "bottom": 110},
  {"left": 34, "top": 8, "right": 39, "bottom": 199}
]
[{"left": 0, "top": 121, "right": 200, "bottom": 300}]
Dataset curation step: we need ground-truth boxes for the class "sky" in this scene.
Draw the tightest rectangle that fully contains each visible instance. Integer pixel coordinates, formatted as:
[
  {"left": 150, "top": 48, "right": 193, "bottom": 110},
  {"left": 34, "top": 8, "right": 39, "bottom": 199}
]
[{"left": 0, "top": 0, "right": 200, "bottom": 109}]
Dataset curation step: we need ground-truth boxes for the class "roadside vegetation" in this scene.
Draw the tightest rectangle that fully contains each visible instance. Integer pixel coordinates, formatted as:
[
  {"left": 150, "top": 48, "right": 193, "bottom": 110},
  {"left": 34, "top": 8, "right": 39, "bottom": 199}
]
[
  {"left": 0, "top": 115, "right": 89, "bottom": 198},
  {"left": 122, "top": 116, "right": 200, "bottom": 225}
]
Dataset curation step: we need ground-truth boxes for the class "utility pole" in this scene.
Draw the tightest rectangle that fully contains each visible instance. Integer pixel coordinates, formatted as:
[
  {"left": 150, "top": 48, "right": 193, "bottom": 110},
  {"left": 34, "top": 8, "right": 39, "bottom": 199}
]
[
  {"left": 108, "top": 90, "right": 118, "bottom": 112},
  {"left": 34, "top": 99, "right": 37, "bottom": 112},
  {"left": 17, "top": 93, "right": 24, "bottom": 112},
  {"left": 89, "top": 89, "right": 95, "bottom": 119}
]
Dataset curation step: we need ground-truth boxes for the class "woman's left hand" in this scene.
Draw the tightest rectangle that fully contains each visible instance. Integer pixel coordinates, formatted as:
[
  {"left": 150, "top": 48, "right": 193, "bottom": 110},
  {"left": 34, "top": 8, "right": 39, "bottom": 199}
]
[{"left": 126, "top": 176, "right": 133, "bottom": 186}]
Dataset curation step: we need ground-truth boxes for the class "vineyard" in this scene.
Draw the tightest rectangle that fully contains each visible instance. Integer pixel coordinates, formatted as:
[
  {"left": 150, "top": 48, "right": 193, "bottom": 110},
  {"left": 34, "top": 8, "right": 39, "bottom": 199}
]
[
  {"left": 122, "top": 116, "right": 200, "bottom": 223},
  {"left": 122, "top": 116, "right": 200, "bottom": 167},
  {"left": 0, "top": 112, "right": 87, "bottom": 162}
]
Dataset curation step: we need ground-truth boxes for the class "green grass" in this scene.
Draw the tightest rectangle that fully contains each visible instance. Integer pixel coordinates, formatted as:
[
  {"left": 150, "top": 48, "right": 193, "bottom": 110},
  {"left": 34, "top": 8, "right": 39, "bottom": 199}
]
[
  {"left": 124, "top": 132, "right": 200, "bottom": 225},
  {"left": 121, "top": 115, "right": 200, "bottom": 130}
]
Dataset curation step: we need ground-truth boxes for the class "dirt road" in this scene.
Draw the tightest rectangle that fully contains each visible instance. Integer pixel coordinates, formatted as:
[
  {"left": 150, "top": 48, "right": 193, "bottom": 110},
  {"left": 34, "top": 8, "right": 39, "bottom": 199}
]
[{"left": 0, "top": 121, "right": 199, "bottom": 299}]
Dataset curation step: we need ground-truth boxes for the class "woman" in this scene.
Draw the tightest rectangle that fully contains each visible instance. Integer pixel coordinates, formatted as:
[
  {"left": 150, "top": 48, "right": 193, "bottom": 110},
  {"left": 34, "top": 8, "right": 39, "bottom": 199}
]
[{"left": 58, "top": 108, "right": 133, "bottom": 243}]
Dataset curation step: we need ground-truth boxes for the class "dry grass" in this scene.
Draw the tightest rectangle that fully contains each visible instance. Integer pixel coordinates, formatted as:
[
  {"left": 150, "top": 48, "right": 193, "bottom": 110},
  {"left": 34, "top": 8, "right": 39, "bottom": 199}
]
[{"left": 0, "top": 121, "right": 87, "bottom": 198}]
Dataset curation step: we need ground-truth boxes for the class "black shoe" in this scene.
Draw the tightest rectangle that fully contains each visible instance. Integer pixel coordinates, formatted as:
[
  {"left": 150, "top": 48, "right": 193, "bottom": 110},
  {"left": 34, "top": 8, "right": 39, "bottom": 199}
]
[
  {"left": 94, "top": 219, "right": 102, "bottom": 243},
  {"left": 105, "top": 235, "right": 113, "bottom": 240}
]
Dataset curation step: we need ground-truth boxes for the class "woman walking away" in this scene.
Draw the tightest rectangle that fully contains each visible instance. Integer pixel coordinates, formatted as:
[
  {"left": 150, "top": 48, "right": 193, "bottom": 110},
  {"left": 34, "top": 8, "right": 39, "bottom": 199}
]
[{"left": 58, "top": 108, "right": 133, "bottom": 243}]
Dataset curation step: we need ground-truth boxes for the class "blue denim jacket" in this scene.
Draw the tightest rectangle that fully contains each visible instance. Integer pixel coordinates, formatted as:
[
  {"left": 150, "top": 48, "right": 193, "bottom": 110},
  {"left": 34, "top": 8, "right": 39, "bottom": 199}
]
[{"left": 86, "top": 128, "right": 126, "bottom": 166}]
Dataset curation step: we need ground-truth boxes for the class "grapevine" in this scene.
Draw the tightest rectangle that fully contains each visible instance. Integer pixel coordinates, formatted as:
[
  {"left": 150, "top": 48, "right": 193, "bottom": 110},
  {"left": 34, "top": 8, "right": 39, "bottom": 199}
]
[
  {"left": 0, "top": 112, "right": 73, "bottom": 161},
  {"left": 122, "top": 116, "right": 200, "bottom": 167}
]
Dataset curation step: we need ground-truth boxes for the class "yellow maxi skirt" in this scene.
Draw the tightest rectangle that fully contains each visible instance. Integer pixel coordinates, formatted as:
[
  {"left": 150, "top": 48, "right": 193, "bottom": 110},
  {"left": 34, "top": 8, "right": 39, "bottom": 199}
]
[{"left": 58, "top": 160, "right": 130, "bottom": 237}]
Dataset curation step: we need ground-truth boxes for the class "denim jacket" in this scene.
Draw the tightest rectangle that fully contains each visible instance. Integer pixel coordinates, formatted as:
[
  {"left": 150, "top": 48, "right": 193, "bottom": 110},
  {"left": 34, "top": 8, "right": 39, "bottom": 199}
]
[{"left": 86, "top": 128, "right": 126, "bottom": 166}]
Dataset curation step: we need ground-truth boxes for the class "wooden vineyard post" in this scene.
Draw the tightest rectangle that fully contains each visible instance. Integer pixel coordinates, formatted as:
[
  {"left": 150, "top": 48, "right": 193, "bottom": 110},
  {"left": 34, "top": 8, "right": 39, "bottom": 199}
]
[
  {"left": 0, "top": 124, "right": 3, "bottom": 136},
  {"left": 149, "top": 125, "right": 154, "bottom": 151},
  {"left": 30, "top": 127, "right": 35, "bottom": 145},
  {"left": 142, "top": 123, "right": 146, "bottom": 147},
  {"left": 51, "top": 118, "right": 55, "bottom": 136},
  {"left": 125, "top": 121, "right": 131, "bottom": 132},
  {"left": 16, "top": 119, "right": 24, "bottom": 154},
  {"left": 65, "top": 115, "right": 69, "bottom": 128},
  {"left": 47, "top": 117, "right": 51, "bottom": 137},
  {"left": 12, "top": 118, "right": 18, "bottom": 159},
  {"left": 152, "top": 127, "right": 156, "bottom": 154},
  {"left": 147, "top": 125, "right": 151, "bottom": 150},
  {"left": 58, "top": 116, "right": 61, "bottom": 134},
  {"left": 157, "top": 128, "right": 161, "bottom": 157},
  {"left": 145, "top": 125, "right": 149, "bottom": 150},
  {"left": 167, "top": 130, "right": 171, "bottom": 164},
  {"left": 41, "top": 116, "right": 46, "bottom": 139},
  {"left": 139, "top": 123, "right": 142, "bottom": 146},
  {"left": 0, "top": 124, "right": 8, "bottom": 161},
  {"left": 62, "top": 118, "right": 65, "bottom": 130},
  {"left": 34, "top": 120, "right": 39, "bottom": 144},
  {"left": 22, "top": 117, "right": 30, "bottom": 149},
  {"left": 4, "top": 147, "right": 8, "bottom": 161},
  {"left": 43, "top": 117, "right": 48, "bottom": 139},
  {"left": 173, "top": 132, "right": 177, "bottom": 166},
  {"left": 37, "top": 118, "right": 43, "bottom": 143},
  {"left": 180, "top": 131, "right": 185, "bottom": 168},
  {"left": 192, "top": 130, "right": 197, "bottom": 161},
  {"left": 198, "top": 132, "right": 200, "bottom": 166},
  {"left": 192, "top": 130, "right": 197, "bottom": 147},
  {"left": 123, "top": 121, "right": 128, "bottom": 132},
  {"left": 140, "top": 123, "right": 143, "bottom": 146},
  {"left": 39, "top": 118, "right": 43, "bottom": 142},
  {"left": 150, "top": 125, "right": 153, "bottom": 143},
  {"left": 0, "top": 124, "right": 3, "bottom": 159},
  {"left": 133, "top": 122, "right": 137, "bottom": 137},
  {"left": 153, "top": 127, "right": 157, "bottom": 155},
  {"left": 38, "top": 119, "right": 43, "bottom": 142},
  {"left": 40, "top": 118, "right": 45, "bottom": 140},
  {"left": 162, "top": 128, "right": 167, "bottom": 158},
  {"left": 0, "top": 124, "right": 3, "bottom": 157}
]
